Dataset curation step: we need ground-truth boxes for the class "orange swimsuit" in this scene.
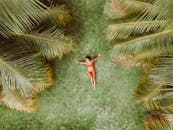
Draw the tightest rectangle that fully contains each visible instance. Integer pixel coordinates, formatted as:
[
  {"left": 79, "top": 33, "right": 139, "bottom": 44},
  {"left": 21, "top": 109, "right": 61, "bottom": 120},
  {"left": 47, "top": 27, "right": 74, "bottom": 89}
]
[{"left": 87, "top": 61, "right": 94, "bottom": 73}]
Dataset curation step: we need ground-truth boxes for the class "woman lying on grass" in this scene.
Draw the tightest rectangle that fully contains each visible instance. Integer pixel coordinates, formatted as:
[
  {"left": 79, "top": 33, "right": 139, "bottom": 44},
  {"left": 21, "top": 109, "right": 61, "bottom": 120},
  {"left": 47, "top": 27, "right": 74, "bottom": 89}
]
[{"left": 74, "top": 53, "right": 101, "bottom": 89}]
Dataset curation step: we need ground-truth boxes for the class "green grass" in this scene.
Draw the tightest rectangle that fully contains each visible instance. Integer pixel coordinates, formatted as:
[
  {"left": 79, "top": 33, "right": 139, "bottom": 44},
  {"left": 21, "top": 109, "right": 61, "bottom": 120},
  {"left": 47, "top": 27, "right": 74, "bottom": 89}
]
[{"left": 0, "top": 0, "right": 145, "bottom": 129}]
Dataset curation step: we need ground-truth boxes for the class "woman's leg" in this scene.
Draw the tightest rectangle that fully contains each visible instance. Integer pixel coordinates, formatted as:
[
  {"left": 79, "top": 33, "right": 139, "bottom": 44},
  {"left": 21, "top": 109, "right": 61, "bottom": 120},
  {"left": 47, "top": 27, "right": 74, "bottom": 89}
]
[
  {"left": 88, "top": 71, "right": 94, "bottom": 87},
  {"left": 92, "top": 70, "right": 96, "bottom": 89}
]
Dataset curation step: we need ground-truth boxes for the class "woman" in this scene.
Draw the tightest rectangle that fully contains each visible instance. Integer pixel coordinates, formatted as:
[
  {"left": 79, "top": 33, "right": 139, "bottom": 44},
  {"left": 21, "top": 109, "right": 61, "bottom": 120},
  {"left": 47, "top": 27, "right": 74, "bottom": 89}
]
[{"left": 74, "top": 54, "right": 101, "bottom": 89}]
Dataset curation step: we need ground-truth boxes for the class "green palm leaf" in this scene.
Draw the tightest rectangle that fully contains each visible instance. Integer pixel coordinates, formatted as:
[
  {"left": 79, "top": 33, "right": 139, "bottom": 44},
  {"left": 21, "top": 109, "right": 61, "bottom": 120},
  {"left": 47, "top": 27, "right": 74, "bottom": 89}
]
[
  {"left": 2, "top": 87, "right": 38, "bottom": 112},
  {"left": 0, "top": 41, "right": 52, "bottom": 97},
  {"left": 111, "top": 48, "right": 173, "bottom": 67},
  {"left": 148, "top": 56, "right": 173, "bottom": 86},
  {"left": 47, "top": 5, "right": 71, "bottom": 26},
  {"left": 0, "top": 0, "right": 47, "bottom": 36},
  {"left": 15, "top": 27, "right": 74, "bottom": 59},
  {"left": 144, "top": 110, "right": 173, "bottom": 130},
  {"left": 0, "top": 19, "right": 12, "bottom": 37},
  {"left": 153, "top": 94, "right": 173, "bottom": 108},
  {"left": 133, "top": 73, "right": 162, "bottom": 103},
  {"left": 111, "top": 29, "right": 173, "bottom": 57},
  {"left": 134, "top": 56, "right": 173, "bottom": 108},
  {"left": 106, "top": 20, "right": 167, "bottom": 41},
  {"left": 139, "top": 0, "right": 173, "bottom": 21}
]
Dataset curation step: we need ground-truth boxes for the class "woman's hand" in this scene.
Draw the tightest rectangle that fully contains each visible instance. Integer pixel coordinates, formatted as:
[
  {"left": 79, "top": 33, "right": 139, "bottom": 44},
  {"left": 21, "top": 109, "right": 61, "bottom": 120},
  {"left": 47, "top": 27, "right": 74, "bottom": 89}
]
[{"left": 73, "top": 60, "right": 79, "bottom": 63}]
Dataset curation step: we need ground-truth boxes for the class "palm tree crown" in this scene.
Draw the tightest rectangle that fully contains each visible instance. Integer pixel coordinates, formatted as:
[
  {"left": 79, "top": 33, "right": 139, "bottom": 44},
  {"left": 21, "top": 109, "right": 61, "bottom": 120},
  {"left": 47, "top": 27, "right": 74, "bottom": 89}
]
[
  {"left": 0, "top": 0, "right": 74, "bottom": 112},
  {"left": 105, "top": 0, "right": 173, "bottom": 129}
]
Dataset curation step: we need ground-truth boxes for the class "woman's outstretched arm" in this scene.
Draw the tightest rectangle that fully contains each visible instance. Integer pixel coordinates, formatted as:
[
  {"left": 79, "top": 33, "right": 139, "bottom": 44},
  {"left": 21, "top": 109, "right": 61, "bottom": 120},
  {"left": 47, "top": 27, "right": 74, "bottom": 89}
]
[
  {"left": 91, "top": 53, "right": 101, "bottom": 62},
  {"left": 74, "top": 60, "right": 86, "bottom": 65}
]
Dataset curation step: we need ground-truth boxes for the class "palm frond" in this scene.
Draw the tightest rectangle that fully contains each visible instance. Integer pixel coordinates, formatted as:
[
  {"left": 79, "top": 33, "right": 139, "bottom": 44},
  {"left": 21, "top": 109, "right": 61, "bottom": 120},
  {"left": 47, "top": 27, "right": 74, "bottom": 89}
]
[
  {"left": 111, "top": 48, "right": 173, "bottom": 68},
  {"left": 34, "top": 66, "right": 53, "bottom": 91},
  {"left": 133, "top": 77, "right": 161, "bottom": 103},
  {"left": 153, "top": 94, "right": 173, "bottom": 108},
  {"left": 0, "top": 0, "right": 47, "bottom": 36},
  {"left": 15, "top": 27, "right": 74, "bottom": 59},
  {"left": 0, "top": 0, "right": 73, "bottom": 112},
  {"left": 2, "top": 87, "right": 37, "bottom": 112},
  {"left": 139, "top": 0, "right": 173, "bottom": 21},
  {"left": 0, "top": 19, "right": 13, "bottom": 38},
  {"left": 144, "top": 110, "right": 173, "bottom": 130},
  {"left": 47, "top": 5, "right": 71, "bottom": 26},
  {"left": 142, "top": 56, "right": 173, "bottom": 108},
  {"left": 148, "top": 56, "right": 173, "bottom": 86},
  {"left": 134, "top": 55, "right": 173, "bottom": 108},
  {"left": 111, "top": 29, "right": 173, "bottom": 57},
  {"left": 106, "top": 0, "right": 173, "bottom": 68},
  {"left": 0, "top": 41, "right": 53, "bottom": 97},
  {"left": 105, "top": 0, "right": 173, "bottom": 130},
  {"left": 134, "top": 77, "right": 173, "bottom": 107},
  {"left": 106, "top": 20, "right": 167, "bottom": 41},
  {"left": 104, "top": 0, "right": 152, "bottom": 19},
  {"left": 139, "top": 86, "right": 173, "bottom": 109}
]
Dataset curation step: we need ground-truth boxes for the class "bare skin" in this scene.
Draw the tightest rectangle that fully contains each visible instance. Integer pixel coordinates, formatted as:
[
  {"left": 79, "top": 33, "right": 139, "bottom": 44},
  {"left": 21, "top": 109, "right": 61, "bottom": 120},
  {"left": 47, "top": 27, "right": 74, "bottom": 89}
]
[{"left": 74, "top": 54, "right": 101, "bottom": 89}]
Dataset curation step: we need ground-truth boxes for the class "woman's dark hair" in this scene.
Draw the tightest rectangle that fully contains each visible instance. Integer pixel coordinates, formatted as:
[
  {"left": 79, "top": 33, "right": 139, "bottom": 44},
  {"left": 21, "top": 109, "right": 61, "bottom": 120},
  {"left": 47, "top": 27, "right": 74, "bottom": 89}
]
[{"left": 85, "top": 55, "right": 91, "bottom": 60}]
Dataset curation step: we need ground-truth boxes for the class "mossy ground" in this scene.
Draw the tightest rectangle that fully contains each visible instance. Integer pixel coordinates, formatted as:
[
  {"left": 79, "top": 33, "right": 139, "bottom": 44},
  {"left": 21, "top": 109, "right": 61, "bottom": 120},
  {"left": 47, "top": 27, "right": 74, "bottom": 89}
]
[{"left": 0, "top": 0, "right": 145, "bottom": 129}]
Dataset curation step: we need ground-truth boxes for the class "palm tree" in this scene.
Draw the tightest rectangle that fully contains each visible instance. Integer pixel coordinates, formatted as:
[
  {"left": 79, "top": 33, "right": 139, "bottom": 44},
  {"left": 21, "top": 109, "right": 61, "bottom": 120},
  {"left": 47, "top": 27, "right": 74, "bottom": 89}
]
[
  {"left": 144, "top": 110, "right": 173, "bottom": 130},
  {"left": 105, "top": 0, "right": 173, "bottom": 67},
  {"left": 104, "top": 0, "right": 173, "bottom": 129},
  {"left": 0, "top": 0, "right": 74, "bottom": 112},
  {"left": 134, "top": 55, "right": 173, "bottom": 129}
]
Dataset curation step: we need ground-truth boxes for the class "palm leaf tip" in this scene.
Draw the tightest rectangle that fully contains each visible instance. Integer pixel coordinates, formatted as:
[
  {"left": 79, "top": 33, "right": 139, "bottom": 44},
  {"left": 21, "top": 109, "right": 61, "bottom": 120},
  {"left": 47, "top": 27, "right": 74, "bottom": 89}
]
[
  {"left": 104, "top": 0, "right": 151, "bottom": 19},
  {"left": 47, "top": 5, "right": 72, "bottom": 26},
  {"left": 2, "top": 88, "right": 38, "bottom": 112},
  {"left": 104, "top": 0, "right": 126, "bottom": 19},
  {"left": 35, "top": 67, "right": 54, "bottom": 92}
]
